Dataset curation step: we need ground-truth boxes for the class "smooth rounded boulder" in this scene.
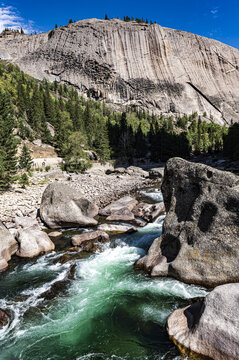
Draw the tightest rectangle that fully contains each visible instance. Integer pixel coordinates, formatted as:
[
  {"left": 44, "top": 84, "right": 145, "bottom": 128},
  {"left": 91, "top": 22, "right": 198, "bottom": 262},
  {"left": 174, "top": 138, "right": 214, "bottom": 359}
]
[
  {"left": 167, "top": 283, "right": 239, "bottom": 360},
  {"left": 16, "top": 227, "right": 55, "bottom": 258},
  {"left": 137, "top": 157, "right": 239, "bottom": 287},
  {"left": 40, "top": 182, "right": 98, "bottom": 229},
  {"left": 0, "top": 221, "right": 18, "bottom": 271}
]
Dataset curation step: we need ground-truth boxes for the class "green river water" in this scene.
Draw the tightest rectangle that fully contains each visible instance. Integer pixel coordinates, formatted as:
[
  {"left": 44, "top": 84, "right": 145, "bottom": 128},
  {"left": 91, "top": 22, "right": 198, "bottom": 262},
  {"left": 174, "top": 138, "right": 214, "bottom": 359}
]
[{"left": 0, "top": 189, "right": 207, "bottom": 360}]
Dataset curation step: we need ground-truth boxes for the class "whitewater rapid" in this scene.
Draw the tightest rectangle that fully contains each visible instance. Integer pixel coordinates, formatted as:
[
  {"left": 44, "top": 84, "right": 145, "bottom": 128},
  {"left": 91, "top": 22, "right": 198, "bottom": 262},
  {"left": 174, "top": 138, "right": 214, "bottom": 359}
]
[{"left": 0, "top": 189, "right": 207, "bottom": 360}]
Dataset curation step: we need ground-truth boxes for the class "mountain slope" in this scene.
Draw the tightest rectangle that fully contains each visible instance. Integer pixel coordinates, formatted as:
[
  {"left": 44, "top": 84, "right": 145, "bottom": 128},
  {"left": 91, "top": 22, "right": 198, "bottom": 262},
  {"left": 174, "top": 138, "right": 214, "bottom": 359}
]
[{"left": 0, "top": 18, "right": 239, "bottom": 125}]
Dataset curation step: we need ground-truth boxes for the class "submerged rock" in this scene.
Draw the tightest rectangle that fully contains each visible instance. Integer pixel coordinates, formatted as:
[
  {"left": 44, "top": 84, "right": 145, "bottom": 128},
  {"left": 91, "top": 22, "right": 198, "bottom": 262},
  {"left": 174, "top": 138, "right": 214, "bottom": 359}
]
[
  {"left": 97, "top": 224, "right": 137, "bottom": 234},
  {"left": 0, "top": 221, "right": 18, "bottom": 271},
  {"left": 16, "top": 227, "right": 55, "bottom": 258},
  {"left": 72, "top": 230, "right": 110, "bottom": 251},
  {"left": 137, "top": 157, "right": 239, "bottom": 287},
  {"left": 40, "top": 182, "right": 98, "bottom": 228},
  {"left": 0, "top": 309, "right": 10, "bottom": 327},
  {"left": 167, "top": 283, "right": 239, "bottom": 360},
  {"left": 40, "top": 265, "right": 76, "bottom": 300}
]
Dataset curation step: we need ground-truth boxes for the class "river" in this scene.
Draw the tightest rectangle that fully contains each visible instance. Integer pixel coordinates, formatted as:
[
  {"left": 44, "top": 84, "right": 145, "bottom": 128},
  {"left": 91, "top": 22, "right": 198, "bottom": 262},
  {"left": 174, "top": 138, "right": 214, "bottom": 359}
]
[{"left": 0, "top": 188, "right": 207, "bottom": 360}]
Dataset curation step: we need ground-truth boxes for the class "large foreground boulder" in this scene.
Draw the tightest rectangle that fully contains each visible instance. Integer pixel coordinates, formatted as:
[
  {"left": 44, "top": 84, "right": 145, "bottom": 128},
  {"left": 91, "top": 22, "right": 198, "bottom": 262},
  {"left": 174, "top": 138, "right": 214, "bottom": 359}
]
[
  {"left": 136, "top": 157, "right": 239, "bottom": 287},
  {"left": 16, "top": 227, "right": 55, "bottom": 258},
  {"left": 40, "top": 182, "right": 98, "bottom": 228},
  {"left": 167, "top": 283, "right": 239, "bottom": 360},
  {"left": 0, "top": 221, "right": 18, "bottom": 271}
]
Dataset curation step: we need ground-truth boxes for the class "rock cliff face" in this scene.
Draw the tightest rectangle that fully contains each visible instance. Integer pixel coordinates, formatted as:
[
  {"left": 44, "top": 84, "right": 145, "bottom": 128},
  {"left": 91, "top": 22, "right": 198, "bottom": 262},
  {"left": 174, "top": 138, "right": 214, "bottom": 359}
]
[
  {"left": 135, "top": 157, "right": 239, "bottom": 287},
  {"left": 0, "top": 19, "right": 238, "bottom": 124}
]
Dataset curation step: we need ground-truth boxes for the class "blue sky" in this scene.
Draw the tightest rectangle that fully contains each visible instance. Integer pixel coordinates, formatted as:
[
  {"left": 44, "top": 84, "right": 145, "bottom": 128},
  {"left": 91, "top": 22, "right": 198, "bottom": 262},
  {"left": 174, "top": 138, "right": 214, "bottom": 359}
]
[{"left": 0, "top": 0, "right": 238, "bottom": 48}]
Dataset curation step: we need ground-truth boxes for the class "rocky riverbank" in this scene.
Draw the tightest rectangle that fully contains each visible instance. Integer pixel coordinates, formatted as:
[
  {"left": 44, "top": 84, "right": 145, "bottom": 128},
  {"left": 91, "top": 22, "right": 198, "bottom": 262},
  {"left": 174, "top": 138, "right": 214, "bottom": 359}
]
[{"left": 0, "top": 164, "right": 163, "bottom": 228}]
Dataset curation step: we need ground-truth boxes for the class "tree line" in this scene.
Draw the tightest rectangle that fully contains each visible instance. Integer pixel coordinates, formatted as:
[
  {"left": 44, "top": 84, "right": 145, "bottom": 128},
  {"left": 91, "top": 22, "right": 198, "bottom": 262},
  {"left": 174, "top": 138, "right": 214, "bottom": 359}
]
[{"left": 0, "top": 60, "right": 235, "bottom": 191}]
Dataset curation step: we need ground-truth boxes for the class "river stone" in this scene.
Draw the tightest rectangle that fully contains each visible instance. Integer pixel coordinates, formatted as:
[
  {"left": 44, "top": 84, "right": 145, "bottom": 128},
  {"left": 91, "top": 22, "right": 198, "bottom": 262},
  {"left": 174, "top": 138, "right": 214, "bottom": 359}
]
[
  {"left": 14, "top": 216, "right": 40, "bottom": 229},
  {"left": 0, "top": 309, "right": 10, "bottom": 327},
  {"left": 40, "top": 182, "right": 98, "bottom": 228},
  {"left": 0, "top": 221, "right": 18, "bottom": 271},
  {"left": 48, "top": 231, "right": 63, "bottom": 239},
  {"left": 72, "top": 230, "right": 110, "bottom": 251},
  {"left": 99, "top": 196, "right": 138, "bottom": 217},
  {"left": 133, "top": 202, "right": 165, "bottom": 222},
  {"left": 106, "top": 207, "right": 135, "bottom": 222},
  {"left": 16, "top": 227, "right": 55, "bottom": 258},
  {"left": 167, "top": 283, "right": 239, "bottom": 360},
  {"left": 137, "top": 157, "right": 239, "bottom": 287},
  {"left": 97, "top": 224, "right": 137, "bottom": 234},
  {"left": 149, "top": 168, "right": 164, "bottom": 179}
]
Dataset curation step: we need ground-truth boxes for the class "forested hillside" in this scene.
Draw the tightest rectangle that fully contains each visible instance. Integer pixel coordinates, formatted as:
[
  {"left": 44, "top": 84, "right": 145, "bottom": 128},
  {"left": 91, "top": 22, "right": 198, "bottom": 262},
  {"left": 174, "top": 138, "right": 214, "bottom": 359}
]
[{"left": 0, "top": 60, "right": 233, "bottom": 190}]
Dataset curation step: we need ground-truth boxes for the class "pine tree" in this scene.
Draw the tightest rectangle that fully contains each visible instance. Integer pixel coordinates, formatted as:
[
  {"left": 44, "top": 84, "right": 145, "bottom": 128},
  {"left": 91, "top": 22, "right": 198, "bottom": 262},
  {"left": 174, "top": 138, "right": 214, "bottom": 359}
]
[
  {"left": 0, "top": 91, "right": 17, "bottom": 190},
  {"left": 19, "top": 144, "right": 33, "bottom": 170}
]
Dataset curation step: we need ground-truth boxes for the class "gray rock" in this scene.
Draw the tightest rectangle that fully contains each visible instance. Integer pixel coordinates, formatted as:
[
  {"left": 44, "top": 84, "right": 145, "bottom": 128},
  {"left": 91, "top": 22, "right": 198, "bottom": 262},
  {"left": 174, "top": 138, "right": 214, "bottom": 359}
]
[
  {"left": 167, "top": 283, "right": 239, "bottom": 360},
  {"left": 72, "top": 230, "right": 110, "bottom": 251},
  {"left": 14, "top": 216, "right": 40, "bottom": 229},
  {"left": 97, "top": 224, "right": 137, "bottom": 234},
  {"left": 40, "top": 182, "right": 98, "bottom": 228},
  {"left": 137, "top": 157, "right": 239, "bottom": 287},
  {"left": 133, "top": 202, "right": 165, "bottom": 222},
  {"left": 105, "top": 167, "right": 129, "bottom": 175},
  {"left": 0, "top": 221, "right": 18, "bottom": 271},
  {"left": 106, "top": 207, "right": 135, "bottom": 222},
  {"left": 0, "top": 19, "right": 238, "bottom": 124},
  {"left": 99, "top": 196, "right": 138, "bottom": 217},
  {"left": 135, "top": 237, "right": 168, "bottom": 274},
  {"left": 48, "top": 231, "right": 63, "bottom": 239},
  {"left": 127, "top": 166, "right": 149, "bottom": 178},
  {"left": 16, "top": 227, "right": 55, "bottom": 258},
  {"left": 0, "top": 309, "right": 10, "bottom": 327},
  {"left": 149, "top": 168, "right": 164, "bottom": 179}
]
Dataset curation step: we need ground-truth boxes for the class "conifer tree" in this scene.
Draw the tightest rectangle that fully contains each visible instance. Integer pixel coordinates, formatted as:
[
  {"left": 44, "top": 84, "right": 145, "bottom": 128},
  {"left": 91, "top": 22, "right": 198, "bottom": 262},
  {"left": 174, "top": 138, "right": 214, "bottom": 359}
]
[
  {"left": 19, "top": 144, "right": 33, "bottom": 170},
  {"left": 0, "top": 91, "right": 17, "bottom": 190}
]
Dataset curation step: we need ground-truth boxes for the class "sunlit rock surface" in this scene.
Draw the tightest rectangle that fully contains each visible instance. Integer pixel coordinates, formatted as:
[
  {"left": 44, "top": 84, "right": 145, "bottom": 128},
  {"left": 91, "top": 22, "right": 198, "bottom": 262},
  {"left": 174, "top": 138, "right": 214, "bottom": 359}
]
[{"left": 0, "top": 19, "right": 238, "bottom": 124}]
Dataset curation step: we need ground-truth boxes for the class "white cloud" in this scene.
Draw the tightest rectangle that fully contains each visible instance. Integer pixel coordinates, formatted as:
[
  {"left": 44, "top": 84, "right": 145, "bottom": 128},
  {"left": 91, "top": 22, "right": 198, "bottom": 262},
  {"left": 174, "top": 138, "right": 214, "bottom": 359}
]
[
  {"left": 210, "top": 7, "right": 219, "bottom": 18},
  {"left": 0, "top": 5, "right": 37, "bottom": 34}
]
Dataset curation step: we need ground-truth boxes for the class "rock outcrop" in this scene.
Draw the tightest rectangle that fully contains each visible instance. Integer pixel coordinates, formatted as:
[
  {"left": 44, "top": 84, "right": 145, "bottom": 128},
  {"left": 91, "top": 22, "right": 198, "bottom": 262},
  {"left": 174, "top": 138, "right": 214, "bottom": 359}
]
[
  {"left": 167, "top": 283, "right": 239, "bottom": 360},
  {"left": 40, "top": 182, "right": 98, "bottom": 228},
  {"left": 16, "top": 227, "right": 55, "bottom": 258},
  {"left": 136, "top": 157, "right": 239, "bottom": 287},
  {"left": 0, "top": 19, "right": 238, "bottom": 124},
  {"left": 0, "top": 221, "right": 18, "bottom": 271}
]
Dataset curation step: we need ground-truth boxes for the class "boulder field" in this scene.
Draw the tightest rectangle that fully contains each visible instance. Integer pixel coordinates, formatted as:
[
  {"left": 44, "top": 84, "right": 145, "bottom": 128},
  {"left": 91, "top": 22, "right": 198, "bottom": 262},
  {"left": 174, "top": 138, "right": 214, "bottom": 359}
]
[{"left": 136, "top": 157, "right": 239, "bottom": 287}]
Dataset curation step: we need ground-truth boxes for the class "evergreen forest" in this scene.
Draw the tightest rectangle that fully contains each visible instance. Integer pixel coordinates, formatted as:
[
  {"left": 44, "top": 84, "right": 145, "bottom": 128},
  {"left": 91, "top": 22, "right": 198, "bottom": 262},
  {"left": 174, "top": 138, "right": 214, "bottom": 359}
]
[{"left": 0, "top": 60, "right": 236, "bottom": 190}]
